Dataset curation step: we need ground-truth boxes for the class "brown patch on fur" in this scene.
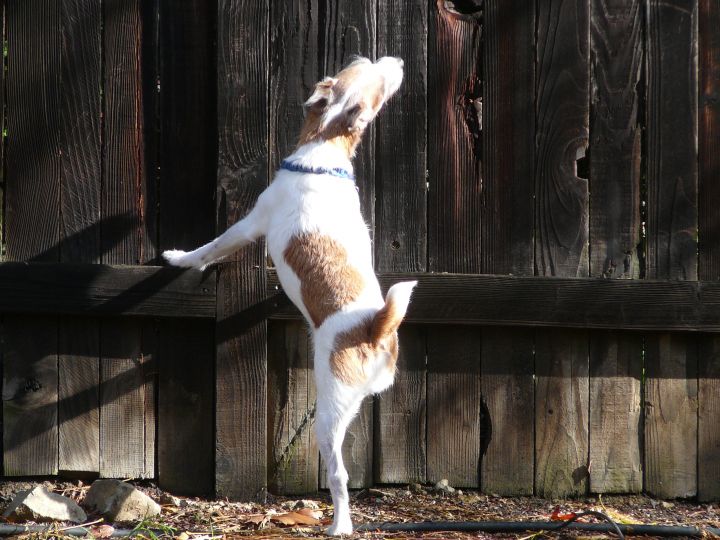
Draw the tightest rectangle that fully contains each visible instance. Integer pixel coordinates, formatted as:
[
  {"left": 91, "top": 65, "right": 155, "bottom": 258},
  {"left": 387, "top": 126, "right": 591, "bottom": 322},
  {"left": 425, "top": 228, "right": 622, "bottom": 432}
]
[
  {"left": 330, "top": 319, "right": 400, "bottom": 386},
  {"left": 370, "top": 295, "right": 405, "bottom": 345},
  {"left": 283, "top": 234, "right": 365, "bottom": 327}
]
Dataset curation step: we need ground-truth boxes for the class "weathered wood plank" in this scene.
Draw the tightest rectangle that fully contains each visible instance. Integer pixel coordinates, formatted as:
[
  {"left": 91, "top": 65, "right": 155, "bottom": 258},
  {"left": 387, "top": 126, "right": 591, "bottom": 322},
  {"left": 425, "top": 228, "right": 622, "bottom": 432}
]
[
  {"left": 215, "top": 0, "right": 268, "bottom": 500},
  {"left": 268, "top": 320, "right": 318, "bottom": 495},
  {"left": 644, "top": 0, "right": 699, "bottom": 499},
  {"left": 58, "top": 0, "right": 103, "bottom": 475},
  {"left": 99, "top": 319, "right": 147, "bottom": 478},
  {"left": 374, "top": 0, "right": 427, "bottom": 490},
  {"left": 156, "top": 0, "right": 216, "bottom": 496},
  {"left": 426, "top": 0, "right": 482, "bottom": 490},
  {"left": 4, "top": 0, "right": 61, "bottom": 476},
  {"left": 0, "top": 263, "right": 215, "bottom": 318},
  {"left": 589, "top": 331, "right": 642, "bottom": 493},
  {"left": 534, "top": 2, "right": 590, "bottom": 500},
  {"left": 587, "top": 0, "right": 644, "bottom": 494},
  {"left": 698, "top": 0, "right": 720, "bottom": 503},
  {"left": 2, "top": 316, "right": 58, "bottom": 476},
  {"left": 374, "top": 325, "right": 426, "bottom": 484},
  {"left": 535, "top": 329, "right": 589, "bottom": 497},
  {"left": 269, "top": 271, "right": 720, "bottom": 333},
  {"left": 479, "top": 0, "right": 536, "bottom": 496},
  {"left": 644, "top": 333, "right": 698, "bottom": 498},
  {"left": 481, "top": 328, "right": 534, "bottom": 495},
  {"left": 102, "top": 0, "right": 156, "bottom": 478},
  {"left": 427, "top": 326, "right": 481, "bottom": 487},
  {"left": 157, "top": 319, "right": 214, "bottom": 494}
]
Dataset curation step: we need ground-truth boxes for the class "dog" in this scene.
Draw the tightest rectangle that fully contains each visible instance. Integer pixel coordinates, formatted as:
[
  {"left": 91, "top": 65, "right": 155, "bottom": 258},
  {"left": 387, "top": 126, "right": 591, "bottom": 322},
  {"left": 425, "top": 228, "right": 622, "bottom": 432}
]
[{"left": 163, "top": 56, "right": 416, "bottom": 535}]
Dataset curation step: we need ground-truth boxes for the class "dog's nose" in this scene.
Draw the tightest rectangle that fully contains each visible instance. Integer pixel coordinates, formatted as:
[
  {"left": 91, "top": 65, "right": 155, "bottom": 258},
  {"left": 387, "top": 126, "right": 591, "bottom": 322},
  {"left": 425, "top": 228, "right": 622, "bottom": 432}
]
[{"left": 397, "top": 58, "right": 404, "bottom": 68}]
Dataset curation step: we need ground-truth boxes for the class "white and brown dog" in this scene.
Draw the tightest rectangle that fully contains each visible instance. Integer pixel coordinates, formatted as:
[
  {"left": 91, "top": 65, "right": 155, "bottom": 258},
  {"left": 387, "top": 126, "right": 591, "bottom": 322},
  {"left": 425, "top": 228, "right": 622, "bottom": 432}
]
[{"left": 163, "top": 56, "right": 416, "bottom": 535}]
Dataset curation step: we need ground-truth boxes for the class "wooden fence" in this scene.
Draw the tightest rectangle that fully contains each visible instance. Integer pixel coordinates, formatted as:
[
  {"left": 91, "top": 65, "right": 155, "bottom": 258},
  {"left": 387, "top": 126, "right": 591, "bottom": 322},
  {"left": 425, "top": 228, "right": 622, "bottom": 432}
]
[{"left": 0, "top": 0, "right": 718, "bottom": 502}]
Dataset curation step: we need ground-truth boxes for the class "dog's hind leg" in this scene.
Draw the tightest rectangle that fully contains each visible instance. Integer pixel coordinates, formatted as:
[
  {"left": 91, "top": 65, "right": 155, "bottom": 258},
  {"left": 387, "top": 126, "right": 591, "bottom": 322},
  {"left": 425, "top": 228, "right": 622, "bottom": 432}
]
[
  {"left": 163, "top": 192, "right": 271, "bottom": 270},
  {"left": 316, "top": 394, "right": 362, "bottom": 536}
]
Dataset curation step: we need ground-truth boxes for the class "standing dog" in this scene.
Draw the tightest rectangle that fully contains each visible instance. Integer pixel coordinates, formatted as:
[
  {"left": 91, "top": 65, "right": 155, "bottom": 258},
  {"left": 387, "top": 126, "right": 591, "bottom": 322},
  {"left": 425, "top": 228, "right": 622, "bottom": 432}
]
[{"left": 163, "top": 56, "right": 416, "bottom": 535}]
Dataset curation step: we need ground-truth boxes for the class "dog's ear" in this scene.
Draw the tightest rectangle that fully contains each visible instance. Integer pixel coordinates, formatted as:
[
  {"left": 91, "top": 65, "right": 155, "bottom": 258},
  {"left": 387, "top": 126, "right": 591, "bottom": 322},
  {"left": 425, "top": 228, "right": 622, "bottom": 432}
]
[{"left": 303, "top": 77, "right": 337, "bottom": 115}]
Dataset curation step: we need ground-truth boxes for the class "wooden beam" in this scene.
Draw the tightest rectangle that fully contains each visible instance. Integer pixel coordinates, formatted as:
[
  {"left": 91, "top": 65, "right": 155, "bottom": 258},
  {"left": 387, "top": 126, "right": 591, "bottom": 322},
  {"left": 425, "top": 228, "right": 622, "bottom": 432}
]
[
  {"left": 0, "top": 263, "right": 215, "bottom": 319},
  {"left": 267, "top": 270, "right": 720, "bottom": 332}
]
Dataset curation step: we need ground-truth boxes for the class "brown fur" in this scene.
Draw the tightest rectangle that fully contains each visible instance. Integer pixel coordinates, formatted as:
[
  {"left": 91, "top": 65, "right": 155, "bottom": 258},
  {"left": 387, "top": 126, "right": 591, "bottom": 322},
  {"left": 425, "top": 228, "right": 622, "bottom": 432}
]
[
  {"left": 329, "top": 319, "right": 399, "bottom": 386},
  {"left": 283, "top": 233, "right": 365, "bottom": 327},
  {"left": 370, "top": 294, "right": 406, "bottom": 345}
]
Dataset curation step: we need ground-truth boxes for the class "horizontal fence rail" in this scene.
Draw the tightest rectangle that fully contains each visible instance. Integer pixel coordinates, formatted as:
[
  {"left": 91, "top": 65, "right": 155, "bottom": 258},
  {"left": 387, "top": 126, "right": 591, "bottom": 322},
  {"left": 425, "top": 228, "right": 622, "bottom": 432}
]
[
  {"left": 0, "top": 263, "right": 215, "bottom": 318},
  {"left": 268, "top": 270, "right": 720, "bottom": 332}
]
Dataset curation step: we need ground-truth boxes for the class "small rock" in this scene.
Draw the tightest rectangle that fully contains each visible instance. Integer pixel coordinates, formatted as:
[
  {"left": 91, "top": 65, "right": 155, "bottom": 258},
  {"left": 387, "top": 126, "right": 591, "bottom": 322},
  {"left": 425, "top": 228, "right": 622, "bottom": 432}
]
[
  {"left": 84, "top": 480, "right": 160, "bottom": 522},
  {"left": 660, "top": 501, "right": 675, "bottom": 509},
  {"left": 2, "top": 486, "right": 87, "bottom": 524},
  {"left": 434, "top": 479, "right": 455, "bottom": 494},
  {"left": 409, "top": 483, "right": 424, "bottom": 494},
  {"left": 158, "top": 493, "right": 187, "bottom": 508},
  {"left": 456, "top": 489, "right": 463, "bottom": 496},
  {"left": 293, "top": 499, "right": 320, "bottom": 510}
]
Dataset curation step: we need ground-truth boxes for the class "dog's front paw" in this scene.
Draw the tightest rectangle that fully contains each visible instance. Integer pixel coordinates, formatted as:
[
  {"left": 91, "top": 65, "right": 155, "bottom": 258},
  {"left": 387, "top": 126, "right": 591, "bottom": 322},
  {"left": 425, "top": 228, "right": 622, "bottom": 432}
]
[{"left": 162, "top": 249, "right": 197, "bottom": 268}]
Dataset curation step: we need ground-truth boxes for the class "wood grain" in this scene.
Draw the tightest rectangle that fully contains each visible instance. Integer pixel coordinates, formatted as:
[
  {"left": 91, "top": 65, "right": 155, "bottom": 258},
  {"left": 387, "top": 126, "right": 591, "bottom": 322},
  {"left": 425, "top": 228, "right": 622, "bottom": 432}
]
[
  {"left": 156, "top": 0, "right": 216, "bottom": 496},
  {"left": 644, "top": 0, "right": 698, "bottom": 499},
  {"left": 698, "top": 0, "right": 720, "bottom": 503},
  {"left": 587, "top": 0, "right": 643, "bottom": 494},
  {"left": 101, "top": 0, "right": 156, "bottom": 478},
  {"left": 588, "top": 331, "right": 642, "bottom": 493},
  {"left": 535, "top": 329, "right": 589, "bottom": 497},
  {"left": 268, "top": 321, "right": 318, "bottom": 494},
  {"left": 427, "top": 326, "right": 481, "bottom": 487},
  {"left": 374, "top": 325, "right": 426, "bottom": 484},
  {"left": 58, "top": 0, "right": 102, "bottom": 475},
  {"left": 644, "top": 333, "right": 698, "bottom": 498},
  {"left": 3, "top": 0, "right": 61, "bottom": 476},
  {"left": 215, "top": 0, "right": 269, "bottom": 500},
  {"left": 481, "top": 328, "right": 534, "bottom": 495},
  {"left": 478, "top": 0, "right": 536, "bottom": 496}
]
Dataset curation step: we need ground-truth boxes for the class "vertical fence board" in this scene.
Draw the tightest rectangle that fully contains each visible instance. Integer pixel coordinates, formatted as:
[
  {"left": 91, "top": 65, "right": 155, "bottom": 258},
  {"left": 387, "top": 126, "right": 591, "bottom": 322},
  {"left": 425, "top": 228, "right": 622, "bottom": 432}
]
[
  {"left": 374, "top": 325, "right": 426, "bottom": 483},
  {"left": 589, "top": 332, "right": 642, "bottom": 492},
  {"left": 268, "top": 321, "right": 317, "bottom": 494},
  {"left": 479, "top": 0, "right": 536, "bottom": 496},
  {"left": 535, "top": 329, "right": 589, "bottom": 497},
  {"left": 156, "top": 0, "right": 215, "bottom": 496},
  {"left": 216, "top": 0, "right": 268, "bottom": 499},
  {"left": 698, "top": 0, "right": 720, "bottom": 503},
  {"left": 644, "top": 0, "right": 698, "bottom": 499},
  {"left": 534, "top": 0, "right": 590, "bottom": 498},
  {"left": 58, "top": 0, "right": 102, "bottom": 475},
  {"left": 645, "top": 334, "right": 698, "bottom": 498},
  {"left": 481, "top": 328, "right": 534, "bottom": 494},
  {"left": 587, "top": 0, "right": 644, "bottom": 494},
  {"left": 427, "top": 327, "right": 480, "bottom": 487},
  {"left": 3, "top": 0, "right": 61, "bottom": 476},
  {"left": 374, "top": 0, "right": 427, "bottom": 487},
  {"left": 101, "top": 0, "right": 155, "bottom": 478},
  {"left": 426, "top": 0, "right": 482, "bottom": 490}
]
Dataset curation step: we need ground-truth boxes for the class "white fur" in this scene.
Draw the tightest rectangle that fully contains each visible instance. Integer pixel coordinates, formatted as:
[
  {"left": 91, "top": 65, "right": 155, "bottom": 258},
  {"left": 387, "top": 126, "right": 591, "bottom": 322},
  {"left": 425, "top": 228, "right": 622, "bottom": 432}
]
[{"left": 164, "top": 57, "right": 414, "bottom": 536}]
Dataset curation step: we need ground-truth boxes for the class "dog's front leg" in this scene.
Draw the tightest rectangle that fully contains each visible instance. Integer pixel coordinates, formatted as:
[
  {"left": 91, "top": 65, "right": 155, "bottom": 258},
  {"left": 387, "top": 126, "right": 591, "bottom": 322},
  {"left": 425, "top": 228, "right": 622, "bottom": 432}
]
[{"left": 163, "top": 192, "right": 270, "bottom": 270}]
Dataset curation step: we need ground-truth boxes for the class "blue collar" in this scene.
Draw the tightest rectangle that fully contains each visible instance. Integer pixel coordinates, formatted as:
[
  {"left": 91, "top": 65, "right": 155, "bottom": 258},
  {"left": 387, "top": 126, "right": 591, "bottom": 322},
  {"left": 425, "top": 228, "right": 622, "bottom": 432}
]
[{"left": 280, "top": 159, "right": 355, "bottom": 182}]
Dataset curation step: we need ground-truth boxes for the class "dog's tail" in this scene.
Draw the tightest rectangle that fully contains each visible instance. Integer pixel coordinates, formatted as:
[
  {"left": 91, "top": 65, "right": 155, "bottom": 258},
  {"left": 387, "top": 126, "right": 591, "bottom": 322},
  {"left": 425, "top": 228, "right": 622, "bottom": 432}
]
[{"left": 370, "top": 281, "right": 418, "bottom": 345}]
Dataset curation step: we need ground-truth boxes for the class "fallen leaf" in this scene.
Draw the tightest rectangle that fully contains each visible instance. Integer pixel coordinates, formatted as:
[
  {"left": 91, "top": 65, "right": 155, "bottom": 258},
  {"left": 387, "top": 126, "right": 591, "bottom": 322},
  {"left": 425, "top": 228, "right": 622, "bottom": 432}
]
[
  {"left": 89, "top": 525, "right": 115, "bottom": 539},
  {"left": 271, "top": 511, "right": 321, "bottom": 526},
  {"left": 296, "top": 507, "right": 323, "bottom": 520},
  {"left": 550, "top": 506, "right": 577, "bottom": 521}
]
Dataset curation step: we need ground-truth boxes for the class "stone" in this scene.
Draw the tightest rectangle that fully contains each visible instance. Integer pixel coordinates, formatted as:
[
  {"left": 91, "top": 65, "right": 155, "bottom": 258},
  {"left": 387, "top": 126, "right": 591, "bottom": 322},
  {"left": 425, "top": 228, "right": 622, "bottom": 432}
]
[
  {"left": 83, "top": 480, "right": 160, "bottom": 522},
  {"left": 2, "top": 485, "right": 87, "bottom": 523},
  {"left": 434, "top": 479, "right": 456, "bottom": 494}
]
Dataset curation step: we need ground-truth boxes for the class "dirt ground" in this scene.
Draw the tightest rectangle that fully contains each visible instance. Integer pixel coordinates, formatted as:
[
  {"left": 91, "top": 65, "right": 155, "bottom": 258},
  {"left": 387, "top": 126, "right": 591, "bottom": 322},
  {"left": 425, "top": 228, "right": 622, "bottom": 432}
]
[{"left": 0, "top": 480, "right": 719, "bottom": 539}]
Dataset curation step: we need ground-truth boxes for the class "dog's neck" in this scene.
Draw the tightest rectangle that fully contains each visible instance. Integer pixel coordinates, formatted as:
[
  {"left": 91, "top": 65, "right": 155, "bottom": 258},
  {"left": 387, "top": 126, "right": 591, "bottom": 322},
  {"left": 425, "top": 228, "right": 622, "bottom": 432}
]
[
  {"left": 296, "top": 113, "right": 364, "bottom": 159},
  {"left": 287, "top": 139, "right": 356, "bottom": 177}
]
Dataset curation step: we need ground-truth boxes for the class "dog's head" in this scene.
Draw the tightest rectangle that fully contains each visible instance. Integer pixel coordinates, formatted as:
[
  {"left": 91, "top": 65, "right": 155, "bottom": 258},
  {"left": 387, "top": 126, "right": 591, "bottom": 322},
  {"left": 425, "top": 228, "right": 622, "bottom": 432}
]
[{"left": 299, "top": 57, "right": 404, "bottom": 151}]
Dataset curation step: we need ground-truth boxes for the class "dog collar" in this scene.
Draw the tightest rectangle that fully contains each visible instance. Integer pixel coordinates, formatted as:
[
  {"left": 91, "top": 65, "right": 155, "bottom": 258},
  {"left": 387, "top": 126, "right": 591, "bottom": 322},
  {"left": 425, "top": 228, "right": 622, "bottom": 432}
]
[{"left": 280, "top": 159, "right": 355, "bottom": 182}]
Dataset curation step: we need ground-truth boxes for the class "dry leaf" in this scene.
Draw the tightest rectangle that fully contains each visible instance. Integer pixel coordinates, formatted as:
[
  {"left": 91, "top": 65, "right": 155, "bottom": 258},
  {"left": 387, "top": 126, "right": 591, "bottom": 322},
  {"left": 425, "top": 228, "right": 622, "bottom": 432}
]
[
  {"left": 296, "top": 508, "right": 323, "bottom": 520},
  {"left": 271, "top": 511, "right": 321, "bottom": 526},
  {"left": 89, "top": 525, "right": 115, "bottom": 539}
]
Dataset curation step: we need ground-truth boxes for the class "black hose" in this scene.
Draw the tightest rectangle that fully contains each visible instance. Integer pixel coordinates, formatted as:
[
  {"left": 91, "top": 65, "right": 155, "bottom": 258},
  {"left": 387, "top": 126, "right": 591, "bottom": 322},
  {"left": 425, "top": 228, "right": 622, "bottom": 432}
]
[{"left": 356, "top": 520, "right": 720, "bottom": 537}]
